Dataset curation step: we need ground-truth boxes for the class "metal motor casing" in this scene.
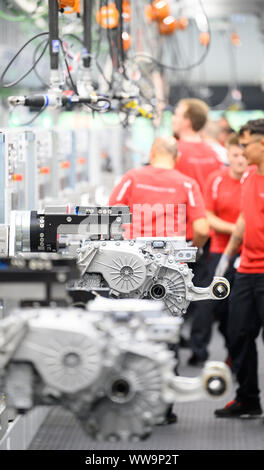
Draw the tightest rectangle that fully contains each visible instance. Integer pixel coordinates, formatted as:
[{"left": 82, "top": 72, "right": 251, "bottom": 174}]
[
  {"left": 8, "top": 210, "right": 230, "bottom": 316},
  {"left": 1, "top": 299, "right": 231, "bottom": 442},
  {"left": 1, "top": 302, "right": 178, "bottom": 441},
  {"left": 73, "top": 239, "right": 230, "bottom": 316}
]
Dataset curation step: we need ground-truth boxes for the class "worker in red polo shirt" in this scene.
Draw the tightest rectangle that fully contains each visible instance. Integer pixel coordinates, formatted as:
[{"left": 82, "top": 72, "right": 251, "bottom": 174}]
[
  {"left": 109, "top": 136, "right": 209, "bottom": 247},
  {"left": 172, "top": 98, "right": 223, "bottom": 357},
  {"left": 188, "top": 133, "right": 248, "bottom": 366},
  {"left": 214, "top": 119, "right": 264, "bottom": 418},
  {"left": 172, "top": 98, "right": 223, "bottom": 196}
]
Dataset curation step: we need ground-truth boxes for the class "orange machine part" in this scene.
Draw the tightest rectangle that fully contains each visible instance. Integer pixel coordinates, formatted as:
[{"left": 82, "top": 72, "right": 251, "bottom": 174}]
[
  {"left": 122, "top": 0, "right": 131, "bottom": 23},
  {"left": 96, "top": 3, "right": 119, "bottom": 29},
  {"left": 122, "top": 31, "right": 131, "bottom": 51},
  {"left": 58, "top": 0, "right": 74, "bottom": 8},
  {"left": 152, "top": 1, "right": 170, "bottom": 21},
  {"left": 58, "top": 0, "right": 80, "bottom": 14},
  {"left": 13, "top": 174, "right": 23, "bottom": 182},
  {"left": 77, "top": 157, "right": 87, "bottom": 165},
  {"left": 199, "top": 32, "right": 210, "bottom": 46},
  {"left": 158, "top": 16, "right": 179, "bottom": 35},
  {"left": 40, "top": 166, "right": 51, "bottom": 174},
  {"left": 231, "top": 32, "right": 241, "bottom": 46},
  {"left": 60, "top": 161, "right": 71, "bottom": 169},
  {"left": 145, "top": 4, "right": 156, "bottom": 22},
  {"left": 178, "top": 16, "right": 188, "bottom": 30}
]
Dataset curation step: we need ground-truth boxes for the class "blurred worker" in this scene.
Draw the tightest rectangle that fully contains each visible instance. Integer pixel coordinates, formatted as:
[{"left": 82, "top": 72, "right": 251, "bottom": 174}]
[
  {"left": 109, "top": 136, "right": 209, "bottom": 247},
  {"left": 201, "top": 119, "right": 229, "bottom": 165},
  {"left": 188, "top": 133, "right": 248, "bottom": 366},
  {"left": 172, "top": 99, "right": 222, "bottom": 348},
  {"left": 109, "top": 136, "right": 209, "bottom": 425},
  {"left": 172, "top": 98, "right": 223, "bottom": 196},
  {"left": 214, "top": 119, "right": 264, "bottom": 418},
  {"left": 217, "top": 114, "right": 234, "bottom": 147}
]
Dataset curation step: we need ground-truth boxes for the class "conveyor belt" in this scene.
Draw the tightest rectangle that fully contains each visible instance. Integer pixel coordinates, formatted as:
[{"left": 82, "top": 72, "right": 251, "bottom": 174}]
[{"left": 28, "top": 322, "right": 264, "bottom": 451}]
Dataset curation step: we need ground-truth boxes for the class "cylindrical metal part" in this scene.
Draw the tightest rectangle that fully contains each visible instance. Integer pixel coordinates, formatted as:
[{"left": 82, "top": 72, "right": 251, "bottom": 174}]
[
  {"left": 116, "top": 0, "right": 125, "bottom": 65},
  {"left": 83, "top": 0, "right": 92, "bottom": 68},
  {"left": 10, "top": 211, "right": 31, "bottom": 254},
  {"left": 150, "top": 284, "right": 166, "bottom": 300},
  {"left": 211, "top": 280, "right": 230, "bottom": 299},
  {"left": 24, "top": 95, "right": 47, "bottom": 108},
  {"left": 30, "top": 211, "right": 43, "bottom": 252},
  {"left": 10, "top": 211, "right": 53, "bottom": 254},
  {"left": 48, "top": 0, "right": 59, "bottom": 70},
  {"left": 206, "top": 376, "right": 227, "bottom": 396}
]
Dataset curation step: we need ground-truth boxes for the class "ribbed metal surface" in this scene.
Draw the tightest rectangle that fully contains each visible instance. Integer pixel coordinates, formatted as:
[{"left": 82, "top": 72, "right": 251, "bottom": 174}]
[{"left": 28, "top": 323, "right": 264, "bottom": 450}]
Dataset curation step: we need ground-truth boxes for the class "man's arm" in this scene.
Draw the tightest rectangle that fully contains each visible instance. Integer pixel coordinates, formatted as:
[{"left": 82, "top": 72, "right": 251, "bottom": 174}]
[
  {"left": 192, "top": 217, "right": 209, "bottom": 248},
  {"left": 223, "top": 212, "right": 244, "bottom": 256},
  {"left": 186, "top": 178, "right": 209, "bottom": 248},
  {"left": 206, "top": 210, "right": 235, "bottom": 234},
  {"left": 214, "top": 212, "right": 244, "bottom": 277}
]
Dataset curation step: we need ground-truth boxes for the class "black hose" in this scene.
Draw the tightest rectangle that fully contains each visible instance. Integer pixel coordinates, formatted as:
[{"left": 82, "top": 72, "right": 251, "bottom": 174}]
[{"left": 0, "top": 32, "right": 49, "bottom": 88}]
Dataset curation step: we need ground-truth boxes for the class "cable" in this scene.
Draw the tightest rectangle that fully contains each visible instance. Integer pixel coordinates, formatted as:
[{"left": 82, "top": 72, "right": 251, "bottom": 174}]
[
  {"left": 131, "top": 0, "right": 211, "bottom": 72},
  {"left": 83, "top": 51, "right": 112, "bottom": 88},
  {"left": 132, "top": 43, "right": 209, "bottom": 72},
  {"left": 32, "top": 38, "right": 50, "bottom": 88},
  {"left": 95, "top": 57, "right": 112, "bottom": 88},
  {"left": 22, "top": 106, "right": 46, "bottom": 126},
  {"left": 59, "top": 38, "right": 79, "bottom": 94},
  {"left": 133, "top": 0, "right": 156, "bottom": 57},
  {"left": 96, "top": 0, "right": 104, "bottom": 59},
  {"left": 11, "top": 105, "right": 46, "bottom": 127},
  {"left": 0, "top": 29, "right": 78, "bottom": 96},
  {"left": 3, "top": 24, "right": 110, "bottom": 115},
  {"left": 0, "top": 32, "right": 49, "bottom": 88},
  {"left": 104, "top": 0, "right": 119, "bottom": 85},
  {"left": 57, "top": 43, "right": 111, "bottom": 111},
  {"left": 62, "top": 33, "right": 83, "bottom": 46},
  {"left": 63, "top": 27, "right": 112, "bottom": 89}
]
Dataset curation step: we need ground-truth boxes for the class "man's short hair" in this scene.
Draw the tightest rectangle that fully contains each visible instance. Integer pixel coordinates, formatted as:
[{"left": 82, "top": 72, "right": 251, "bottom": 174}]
[
  {"left": 152, "top": 136, "right": 178, "bottom": 159},
  {"left": 239, "top": 119, "right": 264, "bottom": 137},
  {"left": 226, "top": 133, "right": 240, "bottom": 148},
  {"left": 178, "top": 98, "right": 209, "bottom": 132}
]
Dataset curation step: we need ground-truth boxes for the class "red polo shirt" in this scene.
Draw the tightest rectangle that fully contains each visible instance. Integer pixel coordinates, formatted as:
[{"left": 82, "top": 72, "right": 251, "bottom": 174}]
[
  {"left": 109, "top": 165, "right": 206, "bottom": 240},
  {"left": 175, "top": 140, "right": 223, "bottom": 195},
  {"left": 205, "top": 167, "right": 244, "bottom": 253},
  {"left": 238, "top": 167, "right": 264, "bottom": 273}
]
